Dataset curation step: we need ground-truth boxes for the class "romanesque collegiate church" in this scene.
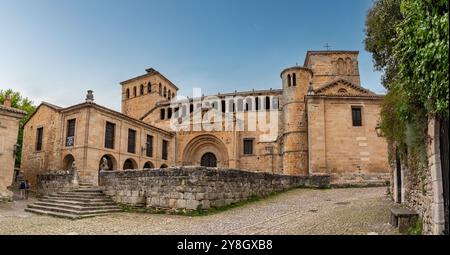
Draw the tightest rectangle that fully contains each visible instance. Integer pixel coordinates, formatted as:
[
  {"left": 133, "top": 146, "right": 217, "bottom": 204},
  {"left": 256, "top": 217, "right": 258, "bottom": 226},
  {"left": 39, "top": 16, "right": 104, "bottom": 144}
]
[{"left": 21, "top": 50, "right": 389, "bottom": 187}]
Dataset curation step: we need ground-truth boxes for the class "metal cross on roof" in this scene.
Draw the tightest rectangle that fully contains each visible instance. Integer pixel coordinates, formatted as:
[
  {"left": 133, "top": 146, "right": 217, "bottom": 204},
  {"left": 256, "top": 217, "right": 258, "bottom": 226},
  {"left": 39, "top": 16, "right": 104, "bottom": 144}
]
[{"left": 324, "top": 43, "right": 332, "bottom": 51}]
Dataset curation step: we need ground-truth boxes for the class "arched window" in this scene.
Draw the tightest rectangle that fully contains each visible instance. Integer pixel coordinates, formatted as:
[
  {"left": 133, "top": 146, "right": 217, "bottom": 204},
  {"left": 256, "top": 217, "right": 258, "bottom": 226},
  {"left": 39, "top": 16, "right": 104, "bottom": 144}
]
[
  {"left": 147, "top": 82, "right": 152, "bottom": 93},
  {"left": 133, "top": 87, "right": 137, "bottom": 97},
  {"left": 163, "top": 87, "right": 167, "bottom": 98},
  {"left": 172, "top": 92, "right": 175, "bottom": 99},
  {"left": 245, "top": 98, "right": 253, "bottom": 111},
  {"left": 167, "top": 108, "right": 172, "bottom": 119},
  {"left": 292, "top": 73, "right": 297, "bottom": 86},
  {"left": 140, "top": 84, "right": 144, "bottom": 95},
  {"left": 159, "top": 83, "right": 162, "bottom": 95},
  {"left": 255, "top": 97, "right": 260, "bottom": 111},
  {"left": 168, "top": 89, "right": 171, "bottom": 100},
  {"left": 265, "top": 96, "right": 270, "bottom": 110},
  {"left": 287, "top": 74, "right": 291, "bottom": 87},
  {"left": 272, "top": 97, "right": 279, "bottom": 110},
  {"left": 126, "top": 88, "right": 130, "bottom": 99}
]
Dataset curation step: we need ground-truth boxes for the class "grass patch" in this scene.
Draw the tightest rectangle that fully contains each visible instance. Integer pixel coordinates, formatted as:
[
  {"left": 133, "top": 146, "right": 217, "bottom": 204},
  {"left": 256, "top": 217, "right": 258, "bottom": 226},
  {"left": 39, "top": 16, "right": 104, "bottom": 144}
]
[{"left": 406, "top": 218, "right": 423, "bottom": 235}]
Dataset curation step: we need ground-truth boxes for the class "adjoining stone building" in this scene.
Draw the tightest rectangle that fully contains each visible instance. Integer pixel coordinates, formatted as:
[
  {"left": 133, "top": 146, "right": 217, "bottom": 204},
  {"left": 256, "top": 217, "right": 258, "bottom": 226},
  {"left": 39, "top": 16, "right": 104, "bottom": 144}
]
[
  {"left": 21, "top": 50, "right": 390, "bottom": 187},
  {"left": 0, "top": 96, "right": 26, "bottom": 201}
]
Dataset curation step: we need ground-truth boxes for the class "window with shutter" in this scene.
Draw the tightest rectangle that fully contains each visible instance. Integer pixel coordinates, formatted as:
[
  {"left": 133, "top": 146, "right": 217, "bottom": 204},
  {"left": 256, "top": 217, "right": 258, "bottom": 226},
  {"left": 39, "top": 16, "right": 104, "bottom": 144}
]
[
  {"left": 162, "top": 140, "right": 168, "bottom": 160},
  {"left": 146, "top": 135, "right": 153, "bottom": 157},
  {"left": 66, "top": 119, "right": 76, "bottom": 146},
  {"left": 352, "top": 107, "right": 362, "bottom": 126},
  {"left": 243, "top": 139, "right": 253, "bottom": 155},
  {"left": 128, "top": 129, "right": 136, "bottom": 154},
  {"left": 105, "top": 122, "right": 116, "bottom": 149}
]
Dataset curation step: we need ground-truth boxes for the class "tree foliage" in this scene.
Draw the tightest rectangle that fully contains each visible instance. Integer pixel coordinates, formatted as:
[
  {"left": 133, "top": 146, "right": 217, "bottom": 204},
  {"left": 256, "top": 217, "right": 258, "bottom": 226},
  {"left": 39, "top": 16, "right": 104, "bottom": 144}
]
[
  {"left": 0, "top": 89, "right": 37, "bottom": 167},
  {"left": 365, "top": 0, "right": 449, "bottom": 163},
  {"left": 364, "top": 0, "right": 403, "bottom": 88},
  {"left": 394, "top": 0, "right": 449, "bottom": 118}
]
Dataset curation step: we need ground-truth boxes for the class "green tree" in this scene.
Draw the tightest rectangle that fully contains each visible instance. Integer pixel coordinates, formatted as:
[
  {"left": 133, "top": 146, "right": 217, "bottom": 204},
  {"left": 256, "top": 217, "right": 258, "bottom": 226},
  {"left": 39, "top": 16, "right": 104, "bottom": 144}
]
[
  {"left": 364, "top": 0, "right": 403, "bottom": 88},
  {"left": 394, "top": 0, "right": 449, "bottom": 118},
  {"left": 365, "top": 0, "right": 449, "bottom": 163},
  {"left": 0, "top": 89, "right": 36, "bottom": 167}
]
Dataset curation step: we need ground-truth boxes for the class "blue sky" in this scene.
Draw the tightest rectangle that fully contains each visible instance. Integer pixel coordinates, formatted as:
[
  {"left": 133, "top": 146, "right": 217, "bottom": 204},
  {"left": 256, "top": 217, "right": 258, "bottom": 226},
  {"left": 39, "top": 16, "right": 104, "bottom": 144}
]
[{"left": 0, "top": 0, "right": 384, "bottom": 111}]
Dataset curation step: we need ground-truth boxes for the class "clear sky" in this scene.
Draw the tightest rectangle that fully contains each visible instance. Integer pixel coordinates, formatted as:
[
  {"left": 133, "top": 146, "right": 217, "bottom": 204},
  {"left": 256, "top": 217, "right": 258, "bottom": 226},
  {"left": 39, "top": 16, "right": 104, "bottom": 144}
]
[{"left": 0, "top": 0, "right": 384, "bottom": 111}]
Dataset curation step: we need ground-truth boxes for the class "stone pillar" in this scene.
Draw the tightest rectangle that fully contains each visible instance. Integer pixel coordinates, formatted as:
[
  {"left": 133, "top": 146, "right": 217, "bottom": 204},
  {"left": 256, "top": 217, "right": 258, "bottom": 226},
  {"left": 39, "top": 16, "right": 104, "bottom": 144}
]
[
  {"left": 0, "top": 98, "right": 26, "bottom": 201},
  {"left": 427, "top": 117, "right": 445, "bottom": 235}
]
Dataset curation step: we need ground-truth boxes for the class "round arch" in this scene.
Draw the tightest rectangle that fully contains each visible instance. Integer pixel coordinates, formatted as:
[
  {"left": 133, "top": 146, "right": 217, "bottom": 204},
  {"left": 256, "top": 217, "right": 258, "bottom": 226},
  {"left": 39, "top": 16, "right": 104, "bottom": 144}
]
[
  {"left": 63, "top": 154, "right": 75, "bottom": 170},
  {"left": 201, "top": 152, "right": 217, "bottom": 167},
  {"left": 143, "top": 161, "right": 155, "bottom": 169},
  {"left": 160, "top": 164, "right": 168, "bottom": 168},
  {"left": 123, "top": 158, "right": 137, "bottom": 170},
  {"left": 182, "top": 134, "right": 229, "bottom": 168},
  {"left": 99, "top": 154, "right": 117, "bottom": 171}
]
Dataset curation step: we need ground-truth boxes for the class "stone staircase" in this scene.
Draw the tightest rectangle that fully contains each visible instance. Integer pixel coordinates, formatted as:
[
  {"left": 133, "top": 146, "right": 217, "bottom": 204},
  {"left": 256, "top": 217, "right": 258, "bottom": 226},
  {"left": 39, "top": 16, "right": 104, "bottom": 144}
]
[{"left": 25, "top": 183, "right": 122, "bottom": 219}]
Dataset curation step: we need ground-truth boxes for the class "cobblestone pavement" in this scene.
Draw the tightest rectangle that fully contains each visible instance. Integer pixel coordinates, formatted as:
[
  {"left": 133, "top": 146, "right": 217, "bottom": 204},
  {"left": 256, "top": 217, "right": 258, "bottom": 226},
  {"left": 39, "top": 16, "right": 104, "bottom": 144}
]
[{"left": 0, "top": 187, "right": 398, "bottom": 235}]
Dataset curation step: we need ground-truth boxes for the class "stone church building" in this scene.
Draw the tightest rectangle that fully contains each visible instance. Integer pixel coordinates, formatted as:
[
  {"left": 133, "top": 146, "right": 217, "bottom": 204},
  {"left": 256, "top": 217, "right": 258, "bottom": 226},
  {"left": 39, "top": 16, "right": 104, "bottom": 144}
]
[{"left": 21, "top": 50, "right": 389, "bottom": 186}]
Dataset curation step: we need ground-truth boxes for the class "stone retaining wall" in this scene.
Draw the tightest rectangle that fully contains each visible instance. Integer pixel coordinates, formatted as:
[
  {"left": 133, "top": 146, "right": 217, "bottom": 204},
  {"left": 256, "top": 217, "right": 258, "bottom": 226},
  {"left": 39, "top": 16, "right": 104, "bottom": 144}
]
[
  {"left": 37, "top": 171, "right": 78, "bottom": 195},
  {"left": 99, "top": 166, "right": 330, "bottom": 211}
]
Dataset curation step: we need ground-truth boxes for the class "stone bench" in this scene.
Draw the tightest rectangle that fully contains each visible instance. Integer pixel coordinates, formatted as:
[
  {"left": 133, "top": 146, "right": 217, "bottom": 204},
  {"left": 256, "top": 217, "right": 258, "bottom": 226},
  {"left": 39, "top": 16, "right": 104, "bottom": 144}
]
[{"left": 390, "top": 207, "right": 419, "bottom": 233}]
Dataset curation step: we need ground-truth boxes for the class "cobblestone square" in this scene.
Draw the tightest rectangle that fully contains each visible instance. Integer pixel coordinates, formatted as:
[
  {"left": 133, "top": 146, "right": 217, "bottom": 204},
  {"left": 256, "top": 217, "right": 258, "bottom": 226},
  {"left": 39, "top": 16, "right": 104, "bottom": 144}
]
[{"left": 0, "top": 187, "right": 398, "bottom": 235}]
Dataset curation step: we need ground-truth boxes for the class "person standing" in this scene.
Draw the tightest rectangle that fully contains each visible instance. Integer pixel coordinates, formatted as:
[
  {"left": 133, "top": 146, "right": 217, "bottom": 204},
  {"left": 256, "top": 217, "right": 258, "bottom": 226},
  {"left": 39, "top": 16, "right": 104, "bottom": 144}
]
[
  {"left": 19, "top": 180, "right": 26, "bottom": 200},
  {"left": 24, "top": 180, "right": 31, "bottom": 200}
]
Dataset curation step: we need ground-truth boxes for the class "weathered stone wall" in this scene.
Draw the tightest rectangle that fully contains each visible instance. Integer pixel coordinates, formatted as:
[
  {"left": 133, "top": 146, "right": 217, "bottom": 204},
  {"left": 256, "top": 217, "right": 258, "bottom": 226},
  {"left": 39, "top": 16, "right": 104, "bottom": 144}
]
[
  {"left": 100, "top": 167, "right": 330, "bottom": 211},
  {"left": 36, "top": 171, "right": 78, "bottom": 195},
  {"left": 388, "top": 118, "right": 446, "bottom": 235}
]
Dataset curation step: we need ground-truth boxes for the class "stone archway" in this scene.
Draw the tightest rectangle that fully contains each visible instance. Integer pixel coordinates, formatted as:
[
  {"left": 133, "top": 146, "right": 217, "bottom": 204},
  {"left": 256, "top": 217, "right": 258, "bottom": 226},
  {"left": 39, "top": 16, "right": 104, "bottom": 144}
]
[
  {"left": 182, "top": 134, "right": 229, "bottom": 168},
  {"left": 63, "top": 154, "right": 75, "bottom": 170},
  {"left": 201, "top": 152, "right": 217, "bottom": 167},
  {"left": 99, "top": 154, "right": 117, "bottom": 171},
  {"left": 143, "top": 161, "right": 154, "bottom": 169},
  {"left": 123, "top": 158, "right": 137, "bottom": 170}
]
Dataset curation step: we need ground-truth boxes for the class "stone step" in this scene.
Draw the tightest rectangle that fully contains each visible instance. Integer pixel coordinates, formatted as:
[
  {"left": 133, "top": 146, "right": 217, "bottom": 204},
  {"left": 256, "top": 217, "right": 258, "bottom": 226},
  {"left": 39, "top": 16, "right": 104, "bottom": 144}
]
[
  {"left": 53, "top": 193, "right": 107, "bottom": 198},
  {"left": 73, "top": 189, "right": 103, "bottom": 193},
  {"left": 43, "top": 195, "right": 113, "bottom": 203},
  {"left": 27, "top": 204, "right": 122, "bottom": 215},
  {"left": 38, "top": 198, "right": 116, "bottom": 206},
  {"left": 24, "top": 208, "right": 113, "bottom": 220},
  {"left": 33, "top": 201, "right": 120, "bottom": 211},
  {"left": 25, "top": 208, "right": 81, "bottom": 220}
]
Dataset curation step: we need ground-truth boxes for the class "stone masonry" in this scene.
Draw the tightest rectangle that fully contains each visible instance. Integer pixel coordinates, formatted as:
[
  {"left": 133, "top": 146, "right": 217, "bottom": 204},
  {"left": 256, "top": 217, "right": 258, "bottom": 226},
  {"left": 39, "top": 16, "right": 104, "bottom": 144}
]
[
  {"left": 100, "top": 166, "right": 330, "bottom": 211},
  {"left": 0, "top": 96, "right": 26, "bottom": 201}
]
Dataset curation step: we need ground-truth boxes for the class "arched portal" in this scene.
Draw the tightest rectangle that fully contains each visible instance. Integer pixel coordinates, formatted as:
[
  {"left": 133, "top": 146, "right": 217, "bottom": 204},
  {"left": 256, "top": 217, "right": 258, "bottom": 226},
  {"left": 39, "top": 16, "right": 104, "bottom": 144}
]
[
  {"left": 143, "top": 161, "right": 155, "bottom": 169},
  {"left": 160, "top": 164, "right": 168, "bottom": 168},
  {"left": 201, "top": 152, "right": 217, "bottom": 167},
  {"left": 99, "top": 154, "right": 117, "bottom": 171},
  {"left": 63, "top": 154, "right": 75, "bottom": 170},
  {"left": 123, "top": 158, "right": 137, "bottom": 170},
  {"left": 182, "top": 134, "right": 229, "bottom": 168}
]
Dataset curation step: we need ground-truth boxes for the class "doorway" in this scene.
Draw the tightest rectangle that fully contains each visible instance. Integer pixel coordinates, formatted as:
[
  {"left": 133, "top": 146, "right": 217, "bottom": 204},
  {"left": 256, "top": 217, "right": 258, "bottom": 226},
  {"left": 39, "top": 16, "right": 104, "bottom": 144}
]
[{"left": 201, "top": 152, "right": 217, "bottom": 167}]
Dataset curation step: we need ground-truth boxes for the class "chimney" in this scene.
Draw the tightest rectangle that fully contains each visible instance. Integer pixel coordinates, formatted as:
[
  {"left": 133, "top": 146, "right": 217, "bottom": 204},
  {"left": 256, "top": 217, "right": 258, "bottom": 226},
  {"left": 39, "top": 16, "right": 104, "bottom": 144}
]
[
  {"left": 85, "top": 90, "right": 94, "bottom": 103},
  {"left": 3, "top": 95, "right": 12, "bottom": 107}
]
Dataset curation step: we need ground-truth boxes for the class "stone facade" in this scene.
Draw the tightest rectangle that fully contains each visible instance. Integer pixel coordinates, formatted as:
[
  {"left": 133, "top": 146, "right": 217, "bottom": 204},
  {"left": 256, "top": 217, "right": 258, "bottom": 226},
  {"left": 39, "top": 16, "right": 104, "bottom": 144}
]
[
  {"left": 0, "top": 97, "right": 26, "bottom": 201},
  {"left": 21, "top": 100, "right": 174, "bottom": 187},
  {"left": 21, "top": 50, "right": 390, "bottom": 187},
  {"left": 100, "top": 166, "right": 330, "bottom": 210}
]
